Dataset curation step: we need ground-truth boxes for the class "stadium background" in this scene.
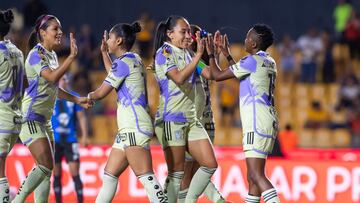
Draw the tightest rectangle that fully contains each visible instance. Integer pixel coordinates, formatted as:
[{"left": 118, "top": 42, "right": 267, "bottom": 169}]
[{"left": 2, "top": 0, "right": 360, "bottom": 202}]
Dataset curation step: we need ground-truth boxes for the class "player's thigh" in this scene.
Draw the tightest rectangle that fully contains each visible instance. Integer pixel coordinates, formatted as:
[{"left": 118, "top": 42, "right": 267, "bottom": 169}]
[
  {"left": 104, "top": 148, "right": 128, "bottom": 177},
  {"left": 125, "top": 146, "right": 153, "bottom": 176},
  {"left": 164, "top": 146, "right": 186, "bottom": 172},
  {"left": 187, "top": 121, "right": 217, "bottom": 168}
]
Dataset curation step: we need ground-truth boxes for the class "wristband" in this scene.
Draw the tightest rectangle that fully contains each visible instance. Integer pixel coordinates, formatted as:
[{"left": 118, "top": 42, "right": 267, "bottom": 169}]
[
  {"left": 87, "top": 93, "right": 91, "bottom": 100},
  {"left": 226, "top": 55, "right": 234, "bottom": 62},
  {"left": 208, "top": 53, "right": 215, "bottom": 59}
]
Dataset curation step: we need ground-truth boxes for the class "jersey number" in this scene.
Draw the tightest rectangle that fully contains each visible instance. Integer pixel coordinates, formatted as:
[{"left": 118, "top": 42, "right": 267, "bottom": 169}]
[{"left": 268, "top": 73, "right": 275, "bottom": 106}]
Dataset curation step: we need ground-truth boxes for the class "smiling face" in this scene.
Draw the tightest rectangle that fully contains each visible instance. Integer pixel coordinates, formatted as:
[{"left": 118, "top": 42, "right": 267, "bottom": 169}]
[
  {"left": 39, "top": 18, "right": 63, "bottom": 48},
  {"left": 167, "top": 18, "right": 192, "bottom": 49}
]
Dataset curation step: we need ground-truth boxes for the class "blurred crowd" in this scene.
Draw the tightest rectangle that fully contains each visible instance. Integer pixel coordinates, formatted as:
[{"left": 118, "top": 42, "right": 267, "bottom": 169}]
[{"left": 3, "top": 0, "right": 360, "bottom": 151}]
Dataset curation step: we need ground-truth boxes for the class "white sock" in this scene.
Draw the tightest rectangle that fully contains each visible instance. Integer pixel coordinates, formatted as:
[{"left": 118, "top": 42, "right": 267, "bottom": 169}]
[
  {"left": 178, "top": 188, "right": 188, "bottom": 203},
  {"left": 204, "top": 181, "right": 226, "bottom": 202},
  {"left": 138, "top": 172, "right": 167, "bottom": 203},
  {"left": 163, "top": 171, "right": 184, "bottom": 203},
  {"left": 262, "top": 188, "right": 280, "bottom": 203},
  {"left": 245, "top": 194, "right": 261, "bottom": 203},
  {"left": 12, "top": 165, "right": 51, "bottom": 203},
  {"left": 0, "top": 177, "right": 10, "bottom": 203},
  {"left": 34, "top": 175, "right": 51, "bottom": 203},
  {"left": 95, "top": 172, "right": 118, "bottom": 203},
  {"left": 185, "top": 167, "right": 216, "bottom": 203}
]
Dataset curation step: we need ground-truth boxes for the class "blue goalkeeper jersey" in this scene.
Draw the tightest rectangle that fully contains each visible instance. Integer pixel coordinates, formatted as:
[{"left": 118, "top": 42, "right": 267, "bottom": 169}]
[{"left": 51, "top": 91, "right": 83, "bottom": 143}]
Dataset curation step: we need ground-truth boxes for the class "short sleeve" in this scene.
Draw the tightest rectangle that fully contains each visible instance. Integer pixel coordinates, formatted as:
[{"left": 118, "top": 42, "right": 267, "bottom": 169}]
[
  {"left": 28, "top": 50, "right": 49, "bottom": 76},
  {"left": 104, "top": 58, "right": 130, "bottom": 89},
  {"left": 155, "top": 45, "right": 177, "bottom": 74},
  {"left": 230, "top": 55, "right": 256, "bottom": 79}
]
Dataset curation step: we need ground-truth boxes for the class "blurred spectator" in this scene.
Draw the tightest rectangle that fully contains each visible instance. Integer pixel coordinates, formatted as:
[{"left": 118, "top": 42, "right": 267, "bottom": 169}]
[
  {"left": 277, "top": 34, "right": 296, "bottom": 83},
  {"left": 218, "top": 80, "right": 238, "bottom": 127},
  {"left": 23, "top": 0, "right": 48, "bottom": 30},
  {"left": 333, "top": 0, "right": 353, "bottom": 42},
  {"left": 343, "top": 11, "right": 360, "bottom": 59},
  {"left": 297, "top": 27, "right": 323, "bottom": 83},
  {"left": 350, "top": 109, "right": 360, "bottom": 148},
  {"left": 78, "top": 24, "right": 97, "bottom": 69},
  {"left": 137, "top": 12, "right": 155, "bottom": 59},
  {"left": 320, "top": 30, "right": 336, "bottom": 83},
  {"left": 278, "top": 124, "right": 298, "bottom": 154},
  {"left": 337, "top": 73, "right": 360, "bottom": 110},
  {"left": 305, "top": 101, "right": 329, "bottom": 129}
]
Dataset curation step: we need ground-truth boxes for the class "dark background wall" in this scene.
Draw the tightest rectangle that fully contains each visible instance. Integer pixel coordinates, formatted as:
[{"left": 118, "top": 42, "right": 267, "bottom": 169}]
[{"left": 2, "top": 0, "right": 360, "bottom": 42}]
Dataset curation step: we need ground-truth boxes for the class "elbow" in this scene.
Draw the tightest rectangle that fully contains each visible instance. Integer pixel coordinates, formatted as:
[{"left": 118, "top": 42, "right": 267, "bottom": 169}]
[
  {"left": 173, "top": 77, "right": 186, "bottom": 85},
  {"left": 47, "top": 76, "right": 58, "bottom": 84}
]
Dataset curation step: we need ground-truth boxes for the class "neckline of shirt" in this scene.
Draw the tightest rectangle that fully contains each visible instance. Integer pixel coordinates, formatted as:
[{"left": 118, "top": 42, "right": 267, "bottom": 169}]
[
  {"left": 164, "top": 42, "right": 185, "bottom": 53},
  {"left": 36, "top": 43, "right": 56, "bottom": 55}
]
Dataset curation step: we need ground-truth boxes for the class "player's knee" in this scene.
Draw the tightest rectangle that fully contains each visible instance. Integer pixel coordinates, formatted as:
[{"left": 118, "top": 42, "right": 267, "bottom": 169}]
[
  {"left": 248, "top": 171, "right": 264, "bottom": 185},
  {"left": 37, "top": 156, "right": 54, "bottom": 171}
]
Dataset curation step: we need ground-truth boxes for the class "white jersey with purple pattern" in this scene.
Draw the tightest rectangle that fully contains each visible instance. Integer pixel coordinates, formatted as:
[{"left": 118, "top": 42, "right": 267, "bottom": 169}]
[
  {"left": 22, "top": 43, "right": 59, "bottom": 123},
  {"left": 195, "top": 73, "right": 214, "bottom": 131},
  {"left": 104, "top": 52, "right": 153, "bottom": 136},
  {"left": 0, "top": 40, "right": 24, "bottom": 133},
  {"left": 154, "top": 42, "right": 196, "bottom": 123},
  {"left": 230, "top": 51, "right": 278, "bottom": 138}
]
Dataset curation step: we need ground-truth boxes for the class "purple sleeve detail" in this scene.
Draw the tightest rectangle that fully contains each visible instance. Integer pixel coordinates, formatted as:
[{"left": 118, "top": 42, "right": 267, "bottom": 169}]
[
  {"left": 111, "top": 59, "right": 130, "bottom": 78},
  {"left": 39, "top": 66, "right": 49, "bottom": 76},
  {"left": 166, "top": 65, "right": 177, "bottom": 73},
  {"left": 29, "top": 51, "right": 42, "bottom": 65},
  {"left": 239, "top": 55, "right": 257, "bottom": 73},
  {"left": 103, "top": 80, "right": 115, "bottom": 88}
]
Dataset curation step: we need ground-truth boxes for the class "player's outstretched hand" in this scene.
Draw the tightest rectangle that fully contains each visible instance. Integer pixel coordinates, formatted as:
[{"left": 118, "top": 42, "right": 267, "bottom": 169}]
[
  {"left": 195, "top": 31, "right": 205, "bottom": 57},
  {"left": 69, "top": 33, "right": 78, "bottom": 58},
  {"left": 100, "top": 30, "right": 108, "bottom": 53},
  {"left": 205, "top": 34, "right": 215, "bottom": 55}
]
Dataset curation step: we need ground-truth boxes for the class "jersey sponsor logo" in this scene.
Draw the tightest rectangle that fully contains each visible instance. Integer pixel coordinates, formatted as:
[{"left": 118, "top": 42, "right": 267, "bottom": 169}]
[
  {"left": 261, "top": 59, "right": 275, "bottom": 69},
  {"left": 58, "top": 112, "right": 70, "bottom": 126},
  {"left": 205, "top": 122, "right": 215, "bottom": 131}
]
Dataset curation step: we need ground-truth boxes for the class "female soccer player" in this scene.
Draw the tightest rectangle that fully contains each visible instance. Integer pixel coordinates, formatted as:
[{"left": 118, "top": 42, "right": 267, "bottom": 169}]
[
  {"left": 52, "top": 74, "right": 88, "bottom": 203},
  {"left": 153, "top": 15, "right": 218, "bottom": 203},
  {"left": 89, "top": 22, "right": 166, "bottom": 203},
  {"left": 0, "top": 9, "right": 25, "bottom": 202},
  {"left": 12, "top": 14, "right": 90, "bottom": 203},
  {"left": 206, "top": 24, "right": 281, "bottom": 203},
  {"left": 177, "top": 24, "right": 227, "bottom": 203}
]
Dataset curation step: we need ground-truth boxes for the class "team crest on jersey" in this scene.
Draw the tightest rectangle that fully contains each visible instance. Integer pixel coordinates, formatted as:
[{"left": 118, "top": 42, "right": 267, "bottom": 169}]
[
  {"left": 162, "top": 45, "right": 172, "bottom": 57},
  {"left": 175, "top": 130, "right": 184, "bottom": 140}
]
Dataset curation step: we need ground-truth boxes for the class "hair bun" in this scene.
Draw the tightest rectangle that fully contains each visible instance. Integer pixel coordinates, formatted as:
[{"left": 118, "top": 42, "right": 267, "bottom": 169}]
[
  {"left": 2, "top": 9, "right": 14, "bottom": 24},
  {"left": 131, "top": 22, "right": 141, "bottom": 33}
]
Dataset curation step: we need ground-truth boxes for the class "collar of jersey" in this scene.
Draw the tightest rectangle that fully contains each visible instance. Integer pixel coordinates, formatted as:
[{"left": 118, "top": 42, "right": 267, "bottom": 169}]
[
  {"left": 36, "top": 43, "right": 55, "bottom": 55},
  {"left": 256, "top": 50, "right": 268, "bottom": 57},
  {"left": 116, "top": 51, "right": 133, "bottom": 60},
  {"left": 164, "top": 42, "right": 185, "bottom": 54}
]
